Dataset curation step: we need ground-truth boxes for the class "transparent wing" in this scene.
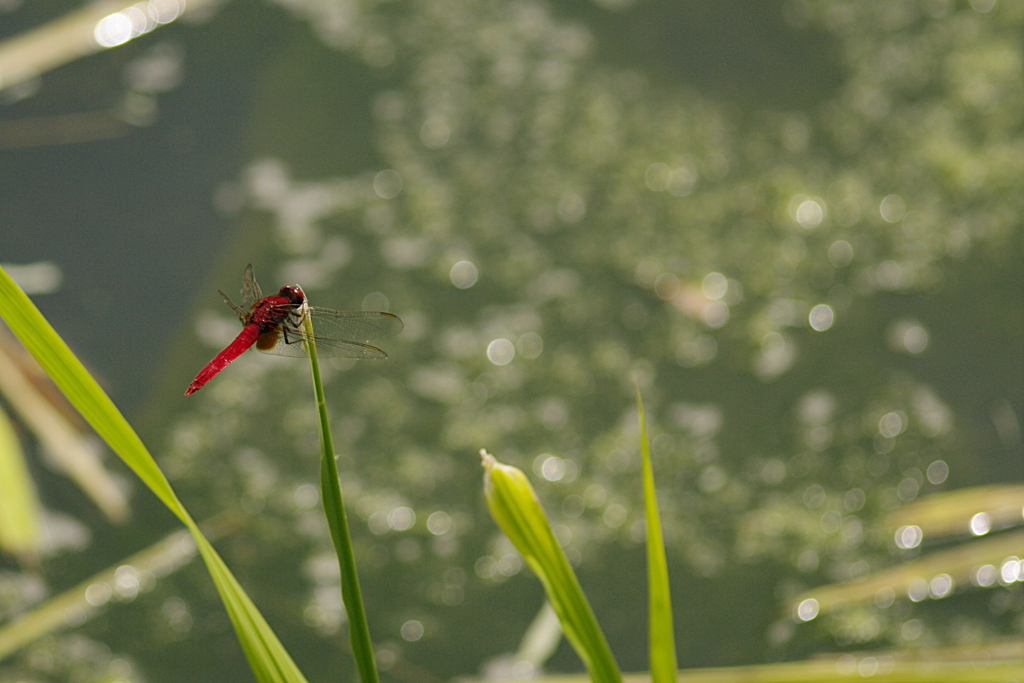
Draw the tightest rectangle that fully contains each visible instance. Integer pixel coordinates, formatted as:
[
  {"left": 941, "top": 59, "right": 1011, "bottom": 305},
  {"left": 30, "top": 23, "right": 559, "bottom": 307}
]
[
  {"left": 259, "top": 334, "right": 389, "bottom": 359},
  {"left": 240, "top": 264, "right": 263, "bottom": 310},
  {"left": 215, "top": 265, "right": 261, "bottom": 323},
  {"left": 257, "top": 309, "right": 402, "bottom": 359},
  {"left": 219, "top": 290, "right": 249, "bottom": 323},
  {"left": 306, "top": 308, "right": 404, "bottom": 343}
]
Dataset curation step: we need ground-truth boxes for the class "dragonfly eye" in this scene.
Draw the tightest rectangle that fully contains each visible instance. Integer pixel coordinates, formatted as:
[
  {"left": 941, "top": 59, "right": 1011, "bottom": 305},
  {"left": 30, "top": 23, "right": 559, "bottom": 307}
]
[{"left": 279, "top": 285, "right": 305, "bottom": 305}]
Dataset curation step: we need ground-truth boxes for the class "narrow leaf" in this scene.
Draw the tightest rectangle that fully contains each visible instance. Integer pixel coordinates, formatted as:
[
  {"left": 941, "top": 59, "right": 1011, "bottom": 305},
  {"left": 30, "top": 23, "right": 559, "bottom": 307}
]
[
  {"left": 476, "top": 649, "right": 1024, "bottom": 683},
  {"left": 0, "top": 330, "right": 129, "bottom": 523},
  {"left": 635, "top": 381, "right": 678, "bottom": 683},
  {"left": 0, "top": 404, "right": 40, "bottom": 560},
  {"left": 0, "top": 526, "right": 198, "bottom": 660},
  {"left": 886, "top": 484, "right": 1024, "bottom": 540},
  {"left": 788, "top": 529, "right": 1024, "bottom": 617}
]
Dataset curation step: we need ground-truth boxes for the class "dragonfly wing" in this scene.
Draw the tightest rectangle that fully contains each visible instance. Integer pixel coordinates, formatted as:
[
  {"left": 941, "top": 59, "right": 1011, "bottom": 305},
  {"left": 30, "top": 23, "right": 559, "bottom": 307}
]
[
  {"left": 305, "top": 309, "right": 404, "bottom": 343},
  {"left": 256, "top": 309, "right": 399, "bottom": 359},
  {"left": 255, "top": 324, "right": 308, "bottom": 357},
  {"left": 307, "top": 336, "right": 392, "bottom": 359},
  {"left": 258, "top": 323, "right": 389, "bottom": 359},
  {"left": 240, "top": 264, "right": 263, "bottom": 310},
  {"left": 219, "top": 290, "right": 249, "bottom": 323}
]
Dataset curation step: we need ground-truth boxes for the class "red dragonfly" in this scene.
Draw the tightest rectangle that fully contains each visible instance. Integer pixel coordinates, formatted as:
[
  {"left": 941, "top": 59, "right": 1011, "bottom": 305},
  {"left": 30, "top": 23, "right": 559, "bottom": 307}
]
[{"left": 186, "top": 264, "right": 403, "bottom": 395}]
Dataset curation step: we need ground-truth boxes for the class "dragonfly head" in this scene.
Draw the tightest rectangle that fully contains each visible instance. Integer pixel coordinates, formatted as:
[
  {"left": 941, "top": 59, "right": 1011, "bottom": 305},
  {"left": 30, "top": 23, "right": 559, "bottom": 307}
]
[{"left": 278, "top": 285, "right": 305, "bottom": 306}]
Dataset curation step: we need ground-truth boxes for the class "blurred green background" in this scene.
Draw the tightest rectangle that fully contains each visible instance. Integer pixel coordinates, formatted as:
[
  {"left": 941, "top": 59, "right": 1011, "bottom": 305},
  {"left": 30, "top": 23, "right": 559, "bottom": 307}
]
[{"left": 0, "top": 0, "right": 1021, "bottom": 681}]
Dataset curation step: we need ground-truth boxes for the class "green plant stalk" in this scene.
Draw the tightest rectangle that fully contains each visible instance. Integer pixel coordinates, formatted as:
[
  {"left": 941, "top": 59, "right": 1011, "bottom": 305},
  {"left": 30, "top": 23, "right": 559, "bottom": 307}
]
[
  {"left": 635, "top": 382, "right": 677, "bottom": 683},
  {"left": 0, "top": 265, "right": 308, "bottom": 683},
  {"left": 498, "top": 656, "right": 1024, "bottom": 683},
  {"left": 302, "top": 305, "right": 379, "bottom": 683},
  {"left": 0, "top": 404, "right": 40, "bottom": 560},
  {"left": 481, "top": 450, "right": 622, "bottom": 683}
]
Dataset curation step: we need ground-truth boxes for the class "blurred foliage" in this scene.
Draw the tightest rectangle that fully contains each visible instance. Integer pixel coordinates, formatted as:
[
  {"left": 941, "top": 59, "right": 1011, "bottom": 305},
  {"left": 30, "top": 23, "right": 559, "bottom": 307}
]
[{"left": 160, "top": 0, "right": 1022, "bottom": 678}]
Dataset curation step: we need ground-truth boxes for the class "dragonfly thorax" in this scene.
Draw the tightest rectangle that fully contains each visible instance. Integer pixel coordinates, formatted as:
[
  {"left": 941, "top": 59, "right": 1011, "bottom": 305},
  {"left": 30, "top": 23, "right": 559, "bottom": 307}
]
[{"left": 246, "top": 286, "right": 305, "bottom": 333}]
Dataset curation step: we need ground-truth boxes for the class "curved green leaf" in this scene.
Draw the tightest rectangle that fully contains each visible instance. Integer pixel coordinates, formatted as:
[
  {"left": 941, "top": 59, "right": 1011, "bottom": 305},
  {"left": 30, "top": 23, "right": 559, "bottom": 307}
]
[{"left": 481, "top": 449, "right": 622, "bottom": 683}]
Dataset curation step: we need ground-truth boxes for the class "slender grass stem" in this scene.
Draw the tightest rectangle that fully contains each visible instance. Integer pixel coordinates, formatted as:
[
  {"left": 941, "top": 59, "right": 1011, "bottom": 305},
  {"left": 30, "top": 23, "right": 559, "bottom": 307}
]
[
  {"left": 302, "top": 304, "right": 379, "bottom": 683},
  {"left": 635, "top": 380, "right": 678, "bottom": 683}
]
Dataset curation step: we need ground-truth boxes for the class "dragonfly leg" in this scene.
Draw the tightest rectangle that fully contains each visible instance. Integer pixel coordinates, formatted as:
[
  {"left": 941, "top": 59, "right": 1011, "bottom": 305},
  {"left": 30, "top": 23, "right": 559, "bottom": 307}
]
[{"left": 281, "top": 323, "right": 305, "bottom": 346}]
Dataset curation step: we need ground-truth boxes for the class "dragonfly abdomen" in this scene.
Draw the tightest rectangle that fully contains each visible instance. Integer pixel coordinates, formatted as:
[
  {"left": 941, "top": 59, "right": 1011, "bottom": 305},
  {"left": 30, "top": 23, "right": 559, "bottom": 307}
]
[{"left": 184, "top": 324, "right": 262, "bottom": 395}]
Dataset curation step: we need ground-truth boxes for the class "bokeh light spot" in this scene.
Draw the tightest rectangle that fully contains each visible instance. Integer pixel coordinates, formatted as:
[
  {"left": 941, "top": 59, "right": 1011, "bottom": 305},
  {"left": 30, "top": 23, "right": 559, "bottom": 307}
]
[
  {"left": 94, "top": 13, "right": 134, "bottom": 47},
  {"left": 702, "top": 301, "right": 729, "bottom": 328},
  {"left": 888, "top": 320, "right": 929, "bottom": 354},
  {"left": 373, "top": 170, "right": 403, "bottom": 198},
  {"left": 1000, "top": 558, "right": 1021, "bottom": 584},
  {"left": 907, "top": 578, "right": 928, "bottom": 602},
  {"left": 795, "top": 200, "right": 823, "bottom": 229},
  {"left": 517, "top": 332, "right": 543, "bottom": 359},
  {"left": 388, "top": 507, "right": 416, "bottom": 531},
  {"left": 602, "top": 503, "right": 627, "bottom": 528},
  {"left": 808, "top": 304, "right": 835, "bottom": 331},
  {"left": 828, "top": 240, "right": 853, "bottom": 267},
  {"left": 926, "top": 460, "right": 949, "bottom": 484},
  {"left": 901, "top": 619, "right": 922, "bottom": 640},
  {"left": 874, "top": 587, "right": 895, "bottom": 608},
  {"left": 969, "top": 512, "right": 991, "bottom": 536},
  {"left": 668, "top": 165, "right": 697, "bottom": 196},
  {"left": 362, "top": 292, "right": 389, "bottom": 311},
  {"left": 644, "top": 163, "right": 671, "bottom": 191},
  {"left": 400, "top": 620, "right": 424, "bottom": 641},
  {"left": 973, "top": 565, "right": 997, "bottom": 587},
  {"left": 420, "top": 116, "right": 451, "bottom": 148},
  {"left": 701, "top": 272, "right": 728, "bottom": 300},
  {"left": 293, "top": 484, "right": 319, "bottom": 509},
  {"left": 486, "top": 339, "right": 515, "bottom": 365},
  {"left": 878, "top": 411, "right": 906, "bottom": 438},
  {"left": 426, "top": 511, "right": 452, "bottom": 535},
  {"left": 795, "top": 598, "right": 818, "bottom": 621},
  {"left": 85, "top": 582, "right": 112, "bottom": 606},
  {"left": 654, "top": 272, "right": 679, "bottom": 299},
  {"left": 879, "top": 194, "right": 906, "bottom": 223},
  {"left": 929, "top": 574, "right": 954, "bottom": 598},
  {"left": 895, "top": 525, "right": 922, "bottom": 549},
  {"left": 450, "top": 260, "right": 479, "bottom": 288}
]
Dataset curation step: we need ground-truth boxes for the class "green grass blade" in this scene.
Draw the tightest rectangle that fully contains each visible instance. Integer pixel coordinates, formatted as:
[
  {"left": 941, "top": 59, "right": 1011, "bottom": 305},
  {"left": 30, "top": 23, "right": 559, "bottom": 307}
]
[
  {"left": 480, "top": 450, "right": 622, "bottom": 683},
  {"left": 193, "top": 534, "right": 308, "bottom": 682},
  {"left": 0, "top": 526, "right": 200, "bottom": 660},
  {"left": 302, "top": 304, "right": 379, "bottom": 683},
  {"left": 886, "top": 484, "right": 1024, "bottom": 540},
  {"left": 788, "top": 529, "right": 1024, "bottom": 616},
  {"left": 0, "top": 330, "right": 130, "bottom": 524},
  {"left": 635, "top": 382, "right": 677, "bottom": 683},
  {"left": 486, "top": 647, "right": 1024, "bottom": 683},
  {"left": 0, "top": 265, "right": 309, "bottom": 683},
  {"left": 0, "top": 404, "right": 40, "bottom": 560}
]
